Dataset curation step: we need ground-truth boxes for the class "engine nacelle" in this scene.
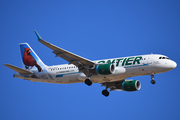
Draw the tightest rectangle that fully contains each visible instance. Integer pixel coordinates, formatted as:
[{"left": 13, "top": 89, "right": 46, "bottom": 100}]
[
  {"left": 96, "top": 64, "right": 115, "bottom": 75},
  {"left": 122, "top": 80, "right": 141, "bottom": 91}
]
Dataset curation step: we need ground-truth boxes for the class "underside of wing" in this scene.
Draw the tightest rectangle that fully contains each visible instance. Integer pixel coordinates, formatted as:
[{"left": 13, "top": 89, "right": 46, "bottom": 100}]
[
  {"left": 101, "top": 80, "right": 125, "bottom": 91},
  {"left": 101, "top": 79, "right": 141, "bottom": 92}
]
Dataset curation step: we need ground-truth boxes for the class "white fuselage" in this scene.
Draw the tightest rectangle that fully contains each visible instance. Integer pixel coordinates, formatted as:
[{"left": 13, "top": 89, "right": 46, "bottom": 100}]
[{"left": 14, "top": 54, "right": 177, "bottom": 84}]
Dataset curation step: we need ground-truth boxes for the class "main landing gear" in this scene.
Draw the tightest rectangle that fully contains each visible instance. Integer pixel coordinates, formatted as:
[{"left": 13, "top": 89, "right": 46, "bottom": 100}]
[
  {"left": 150, "top": 73, "right": 156, "bottom": 84},
  {"left": 102, "top": 84, "right": 110, "bottom": 97},
  {"left": 84, "top": 78, "right": 110, "bottom": 97},
  {"left": 85, "top": 78, "right": 92, "bottom": 86},
  {"left": 102, "top": 89, "right": 109, "bottom": 97}
]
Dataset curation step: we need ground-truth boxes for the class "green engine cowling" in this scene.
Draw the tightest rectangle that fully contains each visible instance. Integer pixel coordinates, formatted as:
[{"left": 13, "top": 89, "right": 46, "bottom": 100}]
[
  {"left": 122, "top": 80, "right": 141, "bottom": 91},
  {"left": 96, "top": 64, "right": 115, "bottom": 75}
]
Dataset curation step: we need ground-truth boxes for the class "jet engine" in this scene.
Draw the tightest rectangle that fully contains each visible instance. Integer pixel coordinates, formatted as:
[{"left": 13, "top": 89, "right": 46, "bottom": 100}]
[
  {"left": 96, "top": 64, "right": 115, "bottom": 75},
  {"left": 122, "top": 80, "right": 141, "bottom": 91}
]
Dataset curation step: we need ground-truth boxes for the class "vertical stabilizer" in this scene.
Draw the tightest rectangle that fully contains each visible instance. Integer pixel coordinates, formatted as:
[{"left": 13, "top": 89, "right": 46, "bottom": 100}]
[{"left": 19, "top": 43, "right": 46, "bottom": 72}]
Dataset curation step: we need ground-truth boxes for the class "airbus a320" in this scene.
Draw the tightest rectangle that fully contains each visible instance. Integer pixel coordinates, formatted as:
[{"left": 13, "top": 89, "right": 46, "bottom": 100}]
[{"left": 4, "top": 30, "right": 177, "bottom": 97}]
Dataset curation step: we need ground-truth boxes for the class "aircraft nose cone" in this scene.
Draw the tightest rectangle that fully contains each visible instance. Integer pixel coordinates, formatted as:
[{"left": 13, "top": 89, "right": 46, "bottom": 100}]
[{"left": 171, "top": 61, "right": 177, "bottom": 69}]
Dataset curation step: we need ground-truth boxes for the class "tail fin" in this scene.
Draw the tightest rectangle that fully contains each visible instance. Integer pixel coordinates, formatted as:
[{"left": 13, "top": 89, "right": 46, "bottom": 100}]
[{"left": 19, "top": 43, "right": 46, "bottom": 72}]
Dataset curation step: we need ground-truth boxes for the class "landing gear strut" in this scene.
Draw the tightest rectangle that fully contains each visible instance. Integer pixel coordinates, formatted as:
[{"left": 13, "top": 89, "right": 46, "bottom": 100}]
[
  {"left": 150, "top": 73, "right": 156, "bottom": 84},
  {"left": 85, "top": 78, "right": 92, "bottom": 86},
  {"left": 102, "top": 85, "right": 110, "bottom": 97}
]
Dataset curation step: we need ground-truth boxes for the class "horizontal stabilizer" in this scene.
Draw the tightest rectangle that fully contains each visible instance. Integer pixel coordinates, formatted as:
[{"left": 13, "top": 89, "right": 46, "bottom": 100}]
[{"left": 4, "top": 64, "right": 33, "bottom": 75}]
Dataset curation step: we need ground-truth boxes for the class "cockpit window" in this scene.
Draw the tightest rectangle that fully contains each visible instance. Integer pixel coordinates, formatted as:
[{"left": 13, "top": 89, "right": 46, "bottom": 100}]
[{"left": 159, "top": 56, "right": 170, "bottom": 59}]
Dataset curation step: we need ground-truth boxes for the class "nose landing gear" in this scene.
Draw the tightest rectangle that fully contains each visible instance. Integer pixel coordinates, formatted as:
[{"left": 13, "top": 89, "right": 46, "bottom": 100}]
[
  {"left": 151, "top": 80, "right": 156, "bottom": 84},
  {"left": 150, "top": 73, "right": 156, "bottom": 84}
]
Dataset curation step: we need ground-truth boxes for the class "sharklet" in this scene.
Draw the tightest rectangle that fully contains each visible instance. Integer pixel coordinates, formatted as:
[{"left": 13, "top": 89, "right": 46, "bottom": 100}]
[{"left": 34, "top": 30, "right": 42, "bottom": 40}]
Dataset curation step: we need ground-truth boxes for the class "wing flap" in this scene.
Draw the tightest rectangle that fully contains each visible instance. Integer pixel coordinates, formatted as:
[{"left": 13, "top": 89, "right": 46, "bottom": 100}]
[{"left": 4, "top": 64, "right": 33, "bottom": 75}]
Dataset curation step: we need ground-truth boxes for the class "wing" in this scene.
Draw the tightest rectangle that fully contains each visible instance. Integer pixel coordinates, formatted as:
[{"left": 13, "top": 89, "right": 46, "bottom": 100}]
[{"left": 34, "top": 30, "right": 95, "bottom": 77}]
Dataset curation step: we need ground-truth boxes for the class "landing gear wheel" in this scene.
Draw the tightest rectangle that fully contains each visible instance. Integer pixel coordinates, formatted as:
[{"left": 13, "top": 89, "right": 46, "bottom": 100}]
[
  {"left": 102, "top": 90, "right": 109, "bottom": 97},
  {"left": 85, "top": 79, "right": 92, "bottom": 86},
  {"left": 151, "top": 80, "right": 156, "bottom": 84}
]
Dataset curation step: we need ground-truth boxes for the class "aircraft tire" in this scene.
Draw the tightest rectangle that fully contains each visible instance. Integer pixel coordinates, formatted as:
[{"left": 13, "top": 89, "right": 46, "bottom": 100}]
[
  {"left": 85, "top": 79, "right": 92, "bottom": 86},
  {"left": 102, "top": 90, "right": 109, "bottom": 97},
  {"left": 151, "top": 80, "right": 156, "bottom": 84}
]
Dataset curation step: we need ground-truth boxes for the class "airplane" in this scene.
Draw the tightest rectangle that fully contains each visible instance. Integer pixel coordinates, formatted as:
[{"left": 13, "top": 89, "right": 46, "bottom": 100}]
[{"left": 4, "top": 30, "right": 177, "bottom": 97}]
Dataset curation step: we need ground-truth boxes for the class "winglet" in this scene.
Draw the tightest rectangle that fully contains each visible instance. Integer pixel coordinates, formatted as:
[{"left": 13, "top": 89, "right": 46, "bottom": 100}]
[{"left": 34, "top": 30, "right": 42, "bottom": 40}]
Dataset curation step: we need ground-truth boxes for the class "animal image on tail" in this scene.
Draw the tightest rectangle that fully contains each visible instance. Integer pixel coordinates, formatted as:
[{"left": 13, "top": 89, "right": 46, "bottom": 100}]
[
  {"left": 19, "top": 43, "right": 46, "bottom": 72},
  {"left": 23, "top": 48, "right": 42, "bottom": 72}
]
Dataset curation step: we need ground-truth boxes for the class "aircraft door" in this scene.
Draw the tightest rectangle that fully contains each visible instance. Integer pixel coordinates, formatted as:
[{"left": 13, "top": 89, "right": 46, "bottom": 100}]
[{"left": 147, "top": 54, "right": 153, "bottom": 65}]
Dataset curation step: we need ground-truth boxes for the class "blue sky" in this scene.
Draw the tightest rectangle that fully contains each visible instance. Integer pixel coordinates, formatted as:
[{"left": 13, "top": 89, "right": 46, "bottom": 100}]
[{"left": 1, "top": 0, "right": 180, "bottom": 120}]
